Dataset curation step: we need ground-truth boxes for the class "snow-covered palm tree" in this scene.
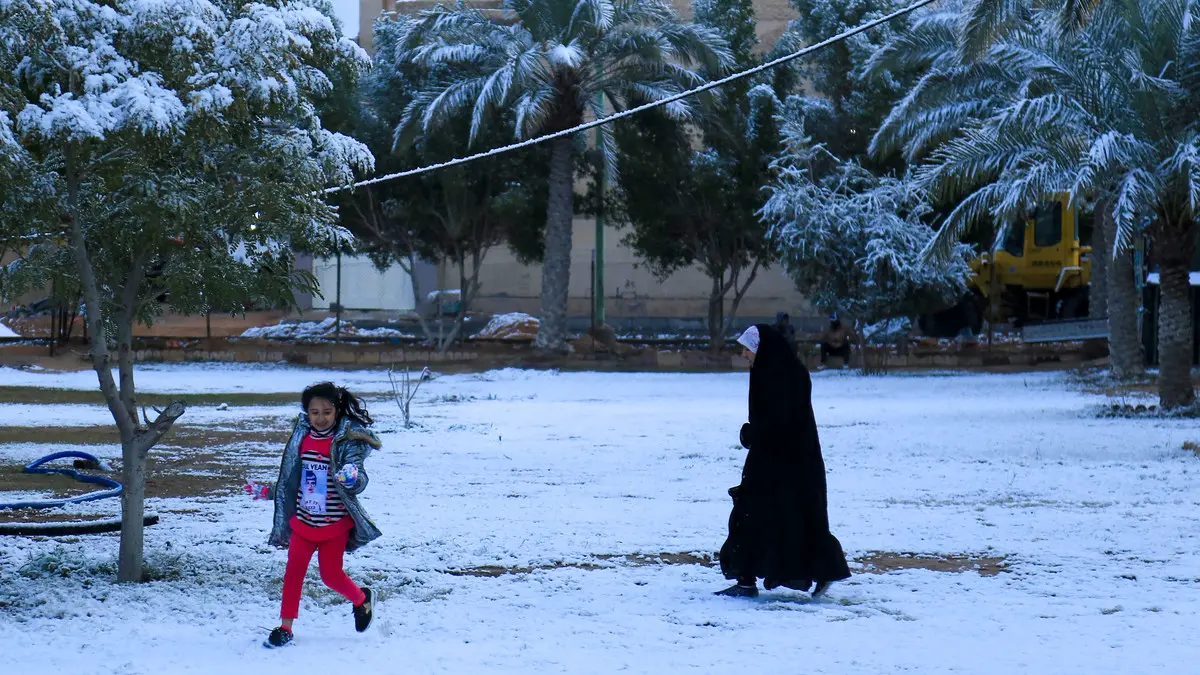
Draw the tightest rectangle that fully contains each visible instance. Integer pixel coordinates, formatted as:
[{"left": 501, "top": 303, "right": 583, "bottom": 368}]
[
  {"left": 391, "top": 0, "right": 731, "bottom": 352},
  {"left": 876, "top": 0, "right": 1198, "bottom": 407}
]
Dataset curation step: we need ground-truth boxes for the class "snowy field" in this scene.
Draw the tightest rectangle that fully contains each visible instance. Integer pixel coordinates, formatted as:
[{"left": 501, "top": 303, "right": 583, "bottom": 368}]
[{"left": 0, "top": 364, "right": 1198, "bottom": 674}]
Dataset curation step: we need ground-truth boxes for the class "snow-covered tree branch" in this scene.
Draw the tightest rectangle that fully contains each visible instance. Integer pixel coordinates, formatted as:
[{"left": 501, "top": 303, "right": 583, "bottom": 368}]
[{"left": 762, "top": 120, "right": 973, "bottom": 347}]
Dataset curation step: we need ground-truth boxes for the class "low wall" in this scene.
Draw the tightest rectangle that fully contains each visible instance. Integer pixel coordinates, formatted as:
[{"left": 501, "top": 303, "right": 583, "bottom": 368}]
[{"left": 0, "top": 338, "right": 1103, "bottom": 372}]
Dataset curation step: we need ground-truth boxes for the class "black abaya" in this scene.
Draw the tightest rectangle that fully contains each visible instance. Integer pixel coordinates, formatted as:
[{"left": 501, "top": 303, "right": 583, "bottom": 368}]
[{"left": 719, "top": 324, "right": 851, "bottom": 590}]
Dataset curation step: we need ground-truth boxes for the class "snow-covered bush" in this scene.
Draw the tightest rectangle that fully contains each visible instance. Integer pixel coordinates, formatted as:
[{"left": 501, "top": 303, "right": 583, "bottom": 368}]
[{"left": 761, "top": 120, "right": 973, "bottom": 338}]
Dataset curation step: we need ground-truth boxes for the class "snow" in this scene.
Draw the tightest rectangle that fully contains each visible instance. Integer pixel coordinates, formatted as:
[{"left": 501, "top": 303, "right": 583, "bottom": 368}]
[
  {"left": 239, "top": 317, "right": 411, "bottom": 340},
  {"left": 476, "top": 312, "right": 539, "bottom": 340},
  {"left": 0, "top": 322, "right": 19, "bottom": 338},
  {"left": 0, "top": 363, "right": 397, "bottom": 393},
  {"left": 1, "top": 366, "right": 1198, "bottom": 673},
  {"left": 426, "top": 288, "right": 461, "bottom": 302},
  {"left": 1145, "top": 271, "right": 1200, "bottom": 286}
]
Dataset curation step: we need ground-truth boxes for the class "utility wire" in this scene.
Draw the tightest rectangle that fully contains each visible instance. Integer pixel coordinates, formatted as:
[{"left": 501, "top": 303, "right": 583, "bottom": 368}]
[{"left": 320, "top": 0, "right": 938, "bottom": 196}]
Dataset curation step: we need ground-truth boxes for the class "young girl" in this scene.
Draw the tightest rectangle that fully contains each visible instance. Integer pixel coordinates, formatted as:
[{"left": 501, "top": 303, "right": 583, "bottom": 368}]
[{"left": 264, "top": 382, "right": 383, "bottom": 648}]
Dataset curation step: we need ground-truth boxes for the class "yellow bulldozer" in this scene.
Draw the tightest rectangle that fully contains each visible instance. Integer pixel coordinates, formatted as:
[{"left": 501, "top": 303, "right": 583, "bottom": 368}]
[{"left": 919, "top": 192, "right": 1092, "bottom": 338}]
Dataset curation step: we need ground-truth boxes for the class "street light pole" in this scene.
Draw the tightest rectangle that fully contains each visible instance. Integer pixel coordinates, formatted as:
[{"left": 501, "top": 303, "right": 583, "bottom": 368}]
[{"left": 594, "top": 91, "right": 606, "bottom": 327}]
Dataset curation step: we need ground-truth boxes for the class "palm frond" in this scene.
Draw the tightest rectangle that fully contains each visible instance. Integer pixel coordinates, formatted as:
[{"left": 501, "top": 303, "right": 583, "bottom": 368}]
[
  {"left": 1059, "top": 0, "right": 1105, "bottom": 34},
  {"left": 589, "top": 92, "right": 618, "bottom": 182},
  {"left": 571, "top": 0, "right": 616, "bottom": 36},
  {"left": 420, "top": 76, "right": 489, "bottom": 139},
  {"left": 959, "top": 0, "right": 1033, "bottom": 61},
  {"left": 922, "top": 182, "right": 1008, "bottom": 261},
  {"left": 863, "top": 8, "right": 962, "bottom": 78},
  {"left": 1110, "top": 167, "right": 1159, "bottom": 253},
  {"left": 512, "top": 85, "right": 556, "bottom": 138}
]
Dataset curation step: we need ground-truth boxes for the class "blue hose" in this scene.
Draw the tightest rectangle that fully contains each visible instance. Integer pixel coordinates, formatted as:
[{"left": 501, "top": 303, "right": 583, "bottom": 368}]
[{"left": 0, "top": 450, "right": 122, "bottom": 510}]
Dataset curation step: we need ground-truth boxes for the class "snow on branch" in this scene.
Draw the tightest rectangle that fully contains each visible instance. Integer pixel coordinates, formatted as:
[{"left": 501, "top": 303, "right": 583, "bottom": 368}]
[{"left": 762, "top": 120, "right": 973, "bottom": 327}]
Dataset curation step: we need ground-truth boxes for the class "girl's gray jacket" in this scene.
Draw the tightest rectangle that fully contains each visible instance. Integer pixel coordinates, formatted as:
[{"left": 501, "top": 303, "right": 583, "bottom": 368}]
[{"left": 268, "top": 413, "right": 383, "bottom": 552}]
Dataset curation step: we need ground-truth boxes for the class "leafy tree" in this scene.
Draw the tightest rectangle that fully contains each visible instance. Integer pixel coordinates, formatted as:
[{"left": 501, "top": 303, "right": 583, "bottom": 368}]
[
  {"left": 762, "top": 120, "right": 973, "bottom": 362},
  {"left": 390, "top": 0, "right": 731, "bottom": 352},
  {"left": 777, "top": 0, "right": 919, "bottom": 168},
  {"left": 340, "top": 15, "right": 550, "bottom": 352},
  {"left": 875, "top": 0, "right": 1195, "bottom": 406},
  {"left": 612, "top": 0, "right": 778, "bottom": 352},
  {"left": 0, "top": 0, "right": 372, "bottom": 580}
]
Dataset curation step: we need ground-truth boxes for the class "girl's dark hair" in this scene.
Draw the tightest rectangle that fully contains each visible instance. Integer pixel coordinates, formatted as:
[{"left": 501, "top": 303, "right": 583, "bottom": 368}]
[{"left": 302, "top": 382, "right": 373, "bottom": 427}]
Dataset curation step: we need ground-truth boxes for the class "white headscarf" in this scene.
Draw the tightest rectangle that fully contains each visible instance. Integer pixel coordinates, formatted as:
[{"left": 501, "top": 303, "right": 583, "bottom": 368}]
[{"left": 736, "top": 326, "right": 760, "bottom": 354}]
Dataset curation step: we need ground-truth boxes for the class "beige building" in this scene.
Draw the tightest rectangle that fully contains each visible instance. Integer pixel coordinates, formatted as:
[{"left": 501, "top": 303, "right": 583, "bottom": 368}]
[{"left": 349, "top": 0, "right": 815, "bottom": 328}]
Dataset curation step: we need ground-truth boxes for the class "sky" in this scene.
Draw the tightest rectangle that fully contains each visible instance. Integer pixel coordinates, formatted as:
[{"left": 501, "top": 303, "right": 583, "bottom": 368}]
[{"left": 331, "top": 0, "right": 358, "bottom": 39}]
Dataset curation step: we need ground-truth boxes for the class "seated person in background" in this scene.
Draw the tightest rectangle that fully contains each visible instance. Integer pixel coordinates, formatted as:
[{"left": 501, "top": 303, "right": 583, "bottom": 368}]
[
  {"left": 773, "top": 312, "right": 797, "bottom": 354},
  {"left": 820, "top": 314, "right": 852, "bottom": 366}
]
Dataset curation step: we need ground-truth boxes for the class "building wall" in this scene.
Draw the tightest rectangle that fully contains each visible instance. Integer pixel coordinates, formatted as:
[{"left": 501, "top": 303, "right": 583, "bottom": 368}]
[
  {"left": 439, "top": 218, "right": 811, "bottom": 321},
  {"left": 358, "top": 0, "right": 813, "bottom": 322},
  {"left": 309, "top": 254, "right": 417, "bottom": 312},
  {"left": 358, "top": 1, "right": 798, "bottom": 55}
]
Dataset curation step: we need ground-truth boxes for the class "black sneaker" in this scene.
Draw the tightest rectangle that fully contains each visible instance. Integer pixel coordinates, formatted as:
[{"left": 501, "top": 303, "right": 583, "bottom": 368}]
[
  {"left": 812, "top": 580, "right": 834, "bottom": 598},
  {"left": 713, "top": 583, "right": 759, "bottom": 598},
  {"left": 353, "top": 587, "right": 374, "bottom": 632},
  {"left": 264, "top": 626, "right": 293, "bottom": 648}
]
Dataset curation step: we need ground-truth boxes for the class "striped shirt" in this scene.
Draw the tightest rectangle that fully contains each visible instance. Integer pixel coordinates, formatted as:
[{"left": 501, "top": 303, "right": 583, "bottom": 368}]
[{"left": 295, "top": 428, "right": 348, "bottom": 527}]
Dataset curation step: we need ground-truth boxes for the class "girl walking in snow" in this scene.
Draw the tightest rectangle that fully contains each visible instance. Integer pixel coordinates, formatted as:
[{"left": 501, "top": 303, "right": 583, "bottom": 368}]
[{"left": 264, "top": 382, "right": 383, "bottom": 648}]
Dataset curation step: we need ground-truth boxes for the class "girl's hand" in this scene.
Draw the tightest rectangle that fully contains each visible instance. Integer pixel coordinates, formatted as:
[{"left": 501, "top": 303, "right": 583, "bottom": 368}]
[
  {"left": 244, "top": 481, "right": 273, "bottom": 500},
  {"left": 335, "top": 463, "right": 358, "bottom": 488}
]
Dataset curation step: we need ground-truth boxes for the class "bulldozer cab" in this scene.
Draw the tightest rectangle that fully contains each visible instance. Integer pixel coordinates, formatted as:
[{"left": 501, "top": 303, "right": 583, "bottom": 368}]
[
  {"left": 989, "top": 195, "right": 1089, "bottom": 293},
  {"left": 973, "top": 192, "right": 1091, "bottom": 323},
  {"left": 921, "top": 193, "right": 1094, "bottom": 338}
]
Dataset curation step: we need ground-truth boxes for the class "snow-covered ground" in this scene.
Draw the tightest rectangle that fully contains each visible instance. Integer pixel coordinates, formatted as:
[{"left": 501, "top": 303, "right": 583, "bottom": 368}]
[{"left": 0, "top": 365, "right": 1197, "bottom": 674}]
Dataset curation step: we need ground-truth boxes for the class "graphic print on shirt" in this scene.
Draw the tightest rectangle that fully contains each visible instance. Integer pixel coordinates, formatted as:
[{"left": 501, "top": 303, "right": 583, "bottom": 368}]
[{"left": 300, "top": 461, "right": 328, "bottom": 515}]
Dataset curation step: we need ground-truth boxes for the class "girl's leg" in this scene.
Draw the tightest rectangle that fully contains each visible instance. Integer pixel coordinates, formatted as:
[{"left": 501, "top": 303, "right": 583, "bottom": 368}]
[
  {"left": 280, "top": 533, "right": 319, "bottom": 626},
  {"left": 316, "top": 528, "right": 366, "bottom": 606}
]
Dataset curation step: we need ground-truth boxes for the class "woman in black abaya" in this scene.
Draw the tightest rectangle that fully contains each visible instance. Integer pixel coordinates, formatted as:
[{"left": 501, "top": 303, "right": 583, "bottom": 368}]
[{"left": 715, "top": 324, "right": 851, "bottom": 598}]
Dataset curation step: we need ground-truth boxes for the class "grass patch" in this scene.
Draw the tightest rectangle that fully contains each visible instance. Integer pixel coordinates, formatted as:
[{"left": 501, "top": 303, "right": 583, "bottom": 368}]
[
  {"left": 0, "top": 423, "right": 287, "bottom": 448},
  {"left": 0, "top": 386, "right": 298, "bottom": 407},
  {"left": 1184, "top": 441, "right": 1200, "bottom": 458}
]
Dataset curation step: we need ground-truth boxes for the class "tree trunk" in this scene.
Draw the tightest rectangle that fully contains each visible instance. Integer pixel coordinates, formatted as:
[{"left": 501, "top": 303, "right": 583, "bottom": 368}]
[
  {"left": 1090, "top": 208, "right": 1108, "bottom": 319},
  {"left": 1156, "top": 248, "right": 1195, "bottom": 409},
  {"left": 64, "top": 152, "right": 142, "bottom": 581},
  {"left": 437, "top": 249, "right": 486, "bottom": 355},
  {"left": 707, "top": 275, "right": 725, "bottom": 354},
  {"left": 118, "top": 436, "right": 147, "bottom": 581},
  {"left": 64, "top": 150, "right": 186, "bottom": 582},
  {"left": 534, "top": 136, "right": 576, "bottom": 353},
  {"left": 1106, "top": 222, "right": 1143, "bottom": 379}
]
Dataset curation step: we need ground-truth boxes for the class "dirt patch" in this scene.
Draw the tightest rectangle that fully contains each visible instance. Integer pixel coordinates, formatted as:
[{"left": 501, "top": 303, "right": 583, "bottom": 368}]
[
  {"left": 442, "top": 551, "right": 1008, "bottom": 578},
  {"left": 0, "top": 386, "right": 298, "bottom": 407},
  {"left": 856, "top": 551, "right": 1009, "bottom": 576},
  {"left": 444, "top": 552, "right": 716, "bottom": 577},
  {"left": 1184, "top": 441, "right": 1200, "bottom": 458},
  {"left": 0, "top": 423, "right": 286, "bottom": 448},
  {"left": 0, "top": 510, "right": 114, "bottom": 524},
  {"left": 0, "top": 446, "right": 268, "bottom": 512},
  {"left": 0, "top": 464, "right": 94, "bottom": 499}
]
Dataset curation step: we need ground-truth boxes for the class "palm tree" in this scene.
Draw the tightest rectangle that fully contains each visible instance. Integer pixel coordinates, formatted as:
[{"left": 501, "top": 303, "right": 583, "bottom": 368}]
[
  {"left": 874, "top": 1, "right": 1200, "bottom": 405},
  {"left": 391, "top": 0, "right": 731, "bottom": 352}
]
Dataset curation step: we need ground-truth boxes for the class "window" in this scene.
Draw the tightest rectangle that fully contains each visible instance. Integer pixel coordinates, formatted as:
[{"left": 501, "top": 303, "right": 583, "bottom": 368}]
[
  {"left": 1001, "top": 221, "right": 1024, "bottom": 257},
  {"left": 1034, "top": 201, "right": 1063, "bottom": 247},
  {"left": 1076, "top": 209, "right": 1094, "bottom": 245}
]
